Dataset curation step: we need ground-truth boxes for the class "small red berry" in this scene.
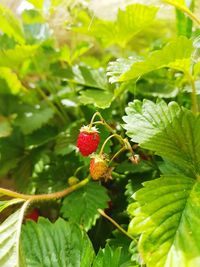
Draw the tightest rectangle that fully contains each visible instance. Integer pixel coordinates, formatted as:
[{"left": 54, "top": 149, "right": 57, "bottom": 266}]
[
  {"left": 90, "top": 154, "right": 112, "bottom": 181},
  {"left": 25, "top": 208, "right": 39, "bottom": 222},
  {"left": 77, "top": 126, "right": 100, "bottom": 156}
]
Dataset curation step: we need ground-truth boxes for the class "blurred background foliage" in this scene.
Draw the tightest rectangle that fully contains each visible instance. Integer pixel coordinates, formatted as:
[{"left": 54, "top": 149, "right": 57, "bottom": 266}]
[{"left": 0, "top": 0, "right": 200, "bottom": 261}]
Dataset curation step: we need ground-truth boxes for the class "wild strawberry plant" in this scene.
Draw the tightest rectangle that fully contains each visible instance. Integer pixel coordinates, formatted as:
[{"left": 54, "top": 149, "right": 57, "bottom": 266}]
[{"left": 0, "top": 0, "right": 200, "bottom": 266}]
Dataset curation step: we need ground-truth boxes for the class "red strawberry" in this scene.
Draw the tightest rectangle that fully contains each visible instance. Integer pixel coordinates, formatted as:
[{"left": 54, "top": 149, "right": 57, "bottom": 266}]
[
  {"left": 77, "top": 126, "right": 100, "bottom": 156},
  {"left": 90, "top": 154, "right": 112, "bottom": 181},
  {"left": 25, "top": 208, "right": 39, "bottom": 222}
]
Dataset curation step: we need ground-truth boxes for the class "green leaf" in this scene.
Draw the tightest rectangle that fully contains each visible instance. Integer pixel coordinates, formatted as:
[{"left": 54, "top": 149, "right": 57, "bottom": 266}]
[
  {"left": 74, "top": 4, "right": 158, "bottom": 48},
  {"left": 0, "top": 67, "right": 23, "bottom": 94},
  {"left": 54, "top": 121, "right": 82, "bottom": 156},
  {"left": 25, "top": 125, "right": 58, "bottom": 148},
  {"left": 108, "top": 36, "right": 193, "bottom": 82},
  {"left": 92, "top": 244, "right": 122, "bottom": 267},
  {"left": 0, "top": 45, "right": 39, "bottom": 70},
  {"left": 0, "top": 4, "right": 25, "bottom": 44},
  {"left": 107, "top": 57, "right": 140, "bottom": 84},
  {"left": 123, "top": 99, "right": 200, "bottom": 178},
  {"left": 79, "top": 89, "right": 114, "bottom": 109},
  {"left": 61, "top": 181, "right": 109, "bottom": 231},
  {"left": 54, "top": 65, "right": 108, "bottom": 90},
  {"left": 0, "top": 200, "right": 30, "bottom": 267},
  {"left": 128, "top": 175, "right": 200, "bottom": 267},
  {"left": 108, "top": 230, "right": 133, "bottom": 266},
  {"left": 14, "top": 103, "right": 54, "bottom": 135},
  {"left": 22, "top": 217, "right": 95, "bottom": 266},
  {"left": 0, "top": 115, "right": 12, "bottom": 137},
  {"left": 60, "top": 42, "right": 93, "bottom": 65},
  {"left": 0, "top": 130, "right": 24, "bottom": 176}
]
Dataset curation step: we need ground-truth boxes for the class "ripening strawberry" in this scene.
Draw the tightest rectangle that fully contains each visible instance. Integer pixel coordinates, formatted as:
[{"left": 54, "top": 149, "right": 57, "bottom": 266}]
[
  {"left": 25, "top": 208, "right": 39, "bottom": 222},
  {"left": 90, "top": 154, "right": 112, "bottom": 181},
  {"left": 77, "top": 126, "right": 100, "bottom": 156}
]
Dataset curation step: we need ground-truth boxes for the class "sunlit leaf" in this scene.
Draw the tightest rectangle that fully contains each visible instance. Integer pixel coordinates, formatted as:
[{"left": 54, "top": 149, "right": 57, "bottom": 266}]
[
  {"left": 0, "top": 4, "right": 25, "bottom": 44},
  {"left": 0, "top": 198, "right": 24, "bottom": 213},
  {"left": 0, "top": 67, "right": 23, "bottom": 94},
  {"left": 123, "top": 99, "right": 200, "bottom": 178},
  {"left": 74, "top": 4, "right": 158, "bottom": 48},
  {"left": 128, "top": 175, "right": 200, "bottom": 267},
  {"left": 108, "top": 36, "right": 193, "bottom": 82},
  {"left": 0, "top": 201, "right": 30, "bottom": 267},
  {"left": 79, "top": 89, "right": 114, "bottom": 109},
  {"left": 0, "top": 45, "right": 39, "bottom": 70}
]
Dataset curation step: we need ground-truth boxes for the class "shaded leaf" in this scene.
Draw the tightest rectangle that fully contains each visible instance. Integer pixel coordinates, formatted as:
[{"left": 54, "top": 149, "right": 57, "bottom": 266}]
[
  {"left": 0, "top": 115, "right": 12, "bottom": 137},
  {"left": 0, "top": 130, "right": 24, "bottom": 176},
  {"left": 92, "top": 245, "right": 122, "bottom": 267},
  {"left": 22, "top": 217, "right": 95, "bottom": 266},
  {"left": 61, "top": 181, "right": 109, "bottom": 231},
  {"left": 52, "top": 64, "right": 108, "bottom": 90},
  {"left": 14, "top": 103, "right": 54, "bottom": 135}
]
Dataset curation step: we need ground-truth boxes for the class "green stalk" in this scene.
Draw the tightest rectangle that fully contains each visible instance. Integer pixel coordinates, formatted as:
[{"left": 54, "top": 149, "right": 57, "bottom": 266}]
[{"left": 163, "top": 0, "right": 200, "bottom": 26}]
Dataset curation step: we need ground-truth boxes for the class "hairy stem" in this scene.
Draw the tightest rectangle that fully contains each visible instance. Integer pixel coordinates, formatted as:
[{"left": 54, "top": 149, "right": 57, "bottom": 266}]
[{"left": 0, "top": 178, "right": 89, "bottom": 202}]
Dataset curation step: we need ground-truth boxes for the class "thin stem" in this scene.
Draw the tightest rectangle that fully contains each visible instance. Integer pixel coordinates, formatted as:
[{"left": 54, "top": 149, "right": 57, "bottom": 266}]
[
  {"left": 190, "top": 77, "right": 199, "bottom": 114},
  {"left": 163, "top": 0, "right": 200, "bottom": 26},
  {"left": 99, "top": 134, "right": 124, "bottom": 155},
  {"left": 74, "top": 166, "right": 85, "bottom": 176},
  {"left": 98, "top": 209, "right": 136, "bottom": 241},
  {"left": 93, "top": 121, "right": 115, "bottom": 134},
  {"left": 186, "top": 73, "right": 198, "bottom": 115},
  {"left": 109, "top": 147, "right": 126, "bottom": 164},
  {"left": 89, "top": 112, "right": 115, "bottom": 134},
  {"left": 0, "top": 178, "right": 89, "bottom": 202}
]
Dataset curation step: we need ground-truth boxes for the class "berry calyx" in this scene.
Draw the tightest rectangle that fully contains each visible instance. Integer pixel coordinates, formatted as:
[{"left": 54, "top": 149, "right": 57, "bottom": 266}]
[
  {"left": 77, "top": 126, "right": 100, "bottom": 156},
  {"left": 90, "top": 154, "right": 112, "bottom": 181}
]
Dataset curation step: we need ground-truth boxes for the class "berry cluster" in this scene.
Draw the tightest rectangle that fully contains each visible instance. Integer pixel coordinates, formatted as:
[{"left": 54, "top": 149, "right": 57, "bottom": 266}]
[
  {"left": 76, "top": 125, "right": 111, "bottom": 181},
  {"left": 76, "top": 113, "right": 138, "bottom": 182}
]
